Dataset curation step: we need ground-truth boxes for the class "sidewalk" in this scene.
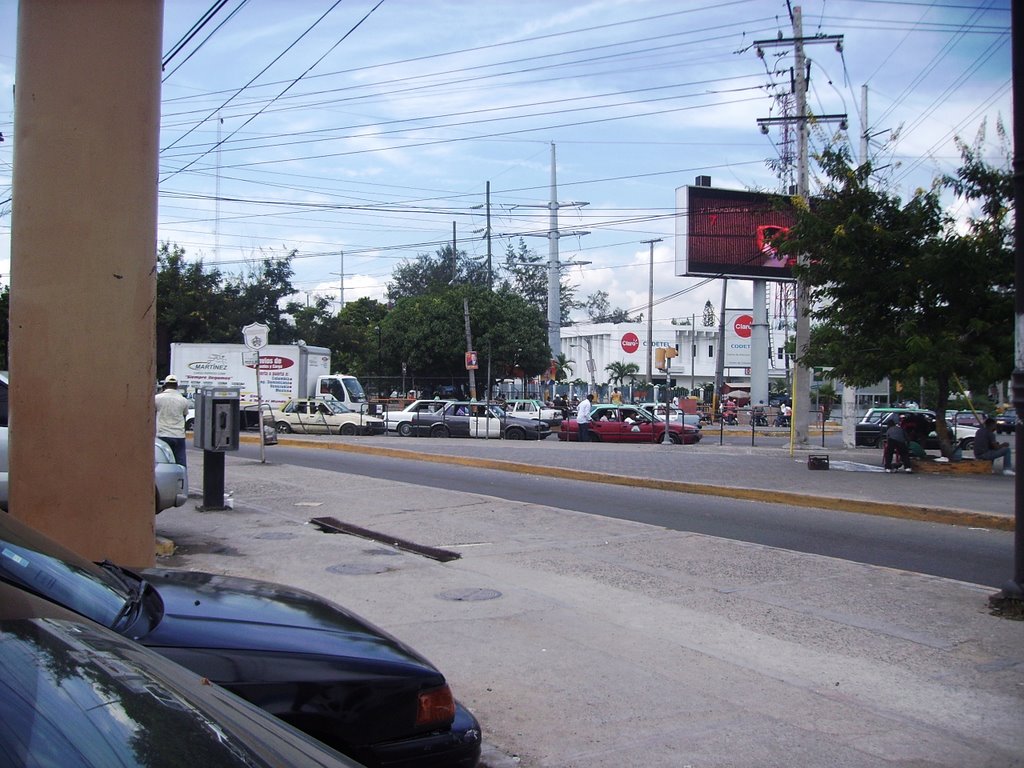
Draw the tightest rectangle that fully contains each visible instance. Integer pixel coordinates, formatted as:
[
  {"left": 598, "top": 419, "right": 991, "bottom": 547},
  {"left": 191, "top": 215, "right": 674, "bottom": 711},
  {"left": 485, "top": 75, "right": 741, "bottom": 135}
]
[{"left": 155, "top": 439, "right": 1024, "bottom": 768}]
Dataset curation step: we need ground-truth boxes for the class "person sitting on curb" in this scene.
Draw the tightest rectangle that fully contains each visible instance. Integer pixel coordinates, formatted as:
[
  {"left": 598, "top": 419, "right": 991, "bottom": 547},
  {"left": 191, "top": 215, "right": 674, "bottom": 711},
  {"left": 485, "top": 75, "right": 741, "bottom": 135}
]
[{"left": 973, "top": 417, "right": 1015, "bottom": 476}]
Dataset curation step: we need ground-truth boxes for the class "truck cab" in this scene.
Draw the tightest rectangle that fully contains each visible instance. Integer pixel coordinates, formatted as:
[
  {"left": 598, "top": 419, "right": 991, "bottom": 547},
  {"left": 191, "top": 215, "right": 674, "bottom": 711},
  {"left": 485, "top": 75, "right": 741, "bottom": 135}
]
[{"left": 315, "top": 374, "right": 369, "bottom": 412}]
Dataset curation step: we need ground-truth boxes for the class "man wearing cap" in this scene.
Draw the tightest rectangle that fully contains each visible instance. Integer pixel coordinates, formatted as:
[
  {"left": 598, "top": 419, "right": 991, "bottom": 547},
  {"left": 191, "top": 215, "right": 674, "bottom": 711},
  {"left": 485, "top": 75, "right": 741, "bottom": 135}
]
[{"left": 155, "top": 375, "right": 190, "bottom": 466}]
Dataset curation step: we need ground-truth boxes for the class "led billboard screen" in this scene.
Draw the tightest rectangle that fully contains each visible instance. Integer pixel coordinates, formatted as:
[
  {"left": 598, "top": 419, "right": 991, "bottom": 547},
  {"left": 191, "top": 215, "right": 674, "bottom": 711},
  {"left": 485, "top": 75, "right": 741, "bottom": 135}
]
[{"left": 675, "top": 185, "right": 798, "bottom": 280}]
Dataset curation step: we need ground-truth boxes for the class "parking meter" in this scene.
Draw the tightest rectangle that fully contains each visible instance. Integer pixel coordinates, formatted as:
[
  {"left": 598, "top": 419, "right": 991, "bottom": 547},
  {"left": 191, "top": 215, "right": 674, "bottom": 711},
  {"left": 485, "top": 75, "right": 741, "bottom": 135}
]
[{"left": 193, "top": 386, "right": 240, "bottom": 452}]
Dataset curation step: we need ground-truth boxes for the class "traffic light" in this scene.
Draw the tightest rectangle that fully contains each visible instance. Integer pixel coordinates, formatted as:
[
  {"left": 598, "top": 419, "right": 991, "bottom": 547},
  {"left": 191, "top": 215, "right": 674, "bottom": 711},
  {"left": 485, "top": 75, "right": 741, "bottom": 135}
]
[{"left": 655, "top": 347, "right": 678, "bottom": 370}]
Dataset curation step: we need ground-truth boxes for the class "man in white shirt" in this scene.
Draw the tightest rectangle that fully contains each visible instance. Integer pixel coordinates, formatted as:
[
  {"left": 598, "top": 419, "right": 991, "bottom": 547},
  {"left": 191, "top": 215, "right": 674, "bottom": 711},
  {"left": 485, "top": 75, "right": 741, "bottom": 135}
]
[
  {"left": 576, "top": 393, "right": 593, "bottom": 442},
  {"left": 155, "top": 375, "right": 190, "bottom": 466}
]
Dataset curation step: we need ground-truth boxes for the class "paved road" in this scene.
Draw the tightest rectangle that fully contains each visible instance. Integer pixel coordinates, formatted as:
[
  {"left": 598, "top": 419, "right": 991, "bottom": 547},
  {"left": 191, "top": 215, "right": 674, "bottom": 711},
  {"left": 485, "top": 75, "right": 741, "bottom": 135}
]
[{"left": 237, "top": 441, "right": 1013, "bottom": 586}]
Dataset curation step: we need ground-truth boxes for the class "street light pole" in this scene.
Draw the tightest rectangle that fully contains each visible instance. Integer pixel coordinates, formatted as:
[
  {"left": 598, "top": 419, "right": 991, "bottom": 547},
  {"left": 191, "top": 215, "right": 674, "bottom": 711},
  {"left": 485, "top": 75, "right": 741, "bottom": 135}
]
[{"left": 642, "top": 238, "right": 662, "bottom": 387}]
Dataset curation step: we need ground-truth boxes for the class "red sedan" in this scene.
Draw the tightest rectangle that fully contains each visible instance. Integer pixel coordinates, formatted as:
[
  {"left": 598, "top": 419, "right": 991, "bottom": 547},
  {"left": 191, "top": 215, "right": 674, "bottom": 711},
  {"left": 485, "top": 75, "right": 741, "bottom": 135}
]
[{"left": 558, "top": 404, "right": 702, "bottom": 444}]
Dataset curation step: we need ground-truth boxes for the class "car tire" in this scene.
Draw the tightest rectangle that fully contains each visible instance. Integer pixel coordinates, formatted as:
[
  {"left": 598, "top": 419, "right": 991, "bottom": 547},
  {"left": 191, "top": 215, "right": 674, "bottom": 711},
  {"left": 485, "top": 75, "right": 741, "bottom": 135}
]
[
  {"left": 398, "top": 422, "right": 414, "bottom": 437},
  {"left": 504, "top": 427, "right": 525, "bottom": 440},
  {"left": 155, "top": 490, "right": 162, "bottom": 515},
  {"left": 430, "top": 424, "right": 450, "bottom": 438},
  {"left": 276, "top": 422, "right": 292, "bottom": 434},
  {"left": 961, "top": 437, "right": 974, "bottom": 451},
  {"left": 340, "top": 423, "right": 357, "bottom": 436},
  {"left": 185, "top": 418, "right": 194, "bottom": 431},
  {"left": 667, "top": 432, "right": 681, "bottom": 444}
]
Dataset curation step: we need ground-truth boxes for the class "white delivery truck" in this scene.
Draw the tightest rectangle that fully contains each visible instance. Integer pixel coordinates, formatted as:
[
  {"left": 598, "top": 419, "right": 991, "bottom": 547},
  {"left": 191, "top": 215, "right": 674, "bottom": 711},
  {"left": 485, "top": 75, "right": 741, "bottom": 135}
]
[{"left": 169, "top": 343, "right": 369, "bottom": 426}]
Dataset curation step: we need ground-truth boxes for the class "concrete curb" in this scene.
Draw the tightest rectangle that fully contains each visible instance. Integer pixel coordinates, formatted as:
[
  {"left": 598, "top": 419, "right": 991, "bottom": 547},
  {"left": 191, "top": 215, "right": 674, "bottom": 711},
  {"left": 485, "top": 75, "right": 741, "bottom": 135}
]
[{"left": 260, "top": 436, "right": 1014, "bottom": 532}]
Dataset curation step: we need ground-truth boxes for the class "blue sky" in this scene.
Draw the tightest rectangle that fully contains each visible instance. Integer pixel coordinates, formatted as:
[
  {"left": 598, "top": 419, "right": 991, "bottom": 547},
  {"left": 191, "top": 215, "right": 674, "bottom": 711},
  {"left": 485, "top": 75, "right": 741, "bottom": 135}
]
[{"left": 0, "top": 0, "right": 1013, "bottom": 329}]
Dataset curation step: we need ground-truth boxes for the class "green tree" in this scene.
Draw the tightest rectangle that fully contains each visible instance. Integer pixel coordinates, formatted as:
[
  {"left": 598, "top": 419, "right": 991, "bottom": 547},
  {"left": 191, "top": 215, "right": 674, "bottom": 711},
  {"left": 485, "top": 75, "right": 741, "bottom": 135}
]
[
  {"left": 605, "top": 361, "right": 640, "bottom": 387},
  {"left": 585, "top": 290, "right": 640, "bottom": 323},
  {"left": 388, "top": 245, "right": 489, "bottom": 301},
  {"left": 381, "top": 285, "right": 548, "bottom": 384},
  {"left": 553, "top": 352, "right": 574, "bottom": 383},
  {"left": 785, "top": 135, "right": 1012, "bottom": 453},
  {"left": 497, "top": 238, "right": 581, "bottom": 324},
  {"left": 155, "top": 242, "right": 226, "bottom": 374}
]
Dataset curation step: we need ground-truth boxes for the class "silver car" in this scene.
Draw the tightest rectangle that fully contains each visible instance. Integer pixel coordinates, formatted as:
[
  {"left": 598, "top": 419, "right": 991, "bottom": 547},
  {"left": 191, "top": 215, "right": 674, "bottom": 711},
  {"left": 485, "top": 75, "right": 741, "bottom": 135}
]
[{"left": 154, "top": 438, "right": 188, "bottom": 513}]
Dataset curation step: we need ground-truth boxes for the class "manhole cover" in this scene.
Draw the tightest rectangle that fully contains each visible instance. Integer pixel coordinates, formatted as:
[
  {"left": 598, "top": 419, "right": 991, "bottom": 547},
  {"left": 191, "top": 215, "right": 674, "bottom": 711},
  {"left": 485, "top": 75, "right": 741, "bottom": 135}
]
[
  {"left": 254, "top": 532, "right": 298, "bottom": 540},
  {"left": 437, "top": 588, "right": 502, "bottom": 602},
  {"left": 326, "top": 563, "right": 391, "bottom": 576}
]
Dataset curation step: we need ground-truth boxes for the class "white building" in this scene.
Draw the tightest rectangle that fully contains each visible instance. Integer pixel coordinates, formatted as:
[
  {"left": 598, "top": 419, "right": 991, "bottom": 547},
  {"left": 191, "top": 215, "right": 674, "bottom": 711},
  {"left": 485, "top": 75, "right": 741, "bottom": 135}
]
[{"left": 558, "top": 320, "right": 791, "bottom": 401}]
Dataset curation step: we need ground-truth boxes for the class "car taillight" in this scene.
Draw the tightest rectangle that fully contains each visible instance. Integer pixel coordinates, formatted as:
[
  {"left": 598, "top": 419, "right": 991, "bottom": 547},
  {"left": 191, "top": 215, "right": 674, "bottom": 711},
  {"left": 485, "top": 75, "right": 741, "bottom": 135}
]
[{"left": 416, "top": 684, "right": 456, "bottom": 728}]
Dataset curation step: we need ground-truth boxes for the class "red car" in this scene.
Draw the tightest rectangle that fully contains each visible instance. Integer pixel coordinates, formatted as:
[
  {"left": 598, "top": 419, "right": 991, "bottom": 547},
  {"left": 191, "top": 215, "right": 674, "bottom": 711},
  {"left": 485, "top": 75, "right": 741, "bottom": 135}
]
[{"left": 558, "top": 404, "right": 702, "bottom": 444}]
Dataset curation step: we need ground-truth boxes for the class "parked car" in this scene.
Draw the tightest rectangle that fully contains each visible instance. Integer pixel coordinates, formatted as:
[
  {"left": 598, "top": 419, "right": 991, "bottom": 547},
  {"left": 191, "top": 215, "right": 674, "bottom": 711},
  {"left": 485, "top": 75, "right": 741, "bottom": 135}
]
[
  {"left": 385, "top": 398, "right": 452, "bottom": 436},
  {"left": 637, "top": 402, "right": 703, "bottom": 429},
  {"left": 0, "top": 581, "right": 366, "bottom": 768},
  {"left": 0, "top": 514, "right": 481, "bottom": 768},
  {"left": 855, "top": 408, "right": 977, "bottom": 449},
  {"left": 398, "top": 401, "right": 550, "bottom": 440},
  {"left": 994, "top": 408, "right": 1017, "bottom": 434},
  {"left": 273, "top": 398, "right": 385, "bottom": 436},
  {"left": 501, "top": 398, "right": 563, "bottom": 427},
  {"left": 559, "top": 404, "right": 702, "bottom": 444},
  {"left": 188, "top": 403, "right": 279, "bottom": 445},
  {"left": 154, "top": 438, "right": 188, "bottom": 513}
]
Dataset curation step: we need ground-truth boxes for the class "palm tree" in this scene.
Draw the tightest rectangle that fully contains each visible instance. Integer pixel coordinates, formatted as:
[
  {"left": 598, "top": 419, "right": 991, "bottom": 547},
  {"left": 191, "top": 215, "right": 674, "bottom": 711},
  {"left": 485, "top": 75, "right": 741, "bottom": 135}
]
[
  {"left": 554, "top": 353, "right": 575, "bottom": 382},
  {"left": 605, "top": 361, "right": 640, "bottom": 388}
]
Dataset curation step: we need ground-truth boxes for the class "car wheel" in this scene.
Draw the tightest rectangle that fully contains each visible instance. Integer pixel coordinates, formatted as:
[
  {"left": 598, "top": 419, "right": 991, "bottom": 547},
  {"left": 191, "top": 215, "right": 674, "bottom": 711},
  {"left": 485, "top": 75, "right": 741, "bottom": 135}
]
[
  {"left": 398, "top": 422, "right": 414, "bottom": 437},
  {"left": 960, "top": 437, "right": 974, "bottom": 451},
  {"left": 667, "top": 432, "right": 681, "bottom": 444},
  {"left": 185, "top": 418, "right": 194, "bottom": 431},
  {"left": 276, "top": 421, "right": 292, "bottom": 434},
  {"left": 154, "top": 490, "right": 162, "bottom": 515},
  {"left": 504, "top": 427, "right": 525, "bottom": 440},
  {"left": 430, "top": 424, "right": 450, "bottom": 438},
  {"left": 340, "top": 423, "right": 357, "bottom": 436}
]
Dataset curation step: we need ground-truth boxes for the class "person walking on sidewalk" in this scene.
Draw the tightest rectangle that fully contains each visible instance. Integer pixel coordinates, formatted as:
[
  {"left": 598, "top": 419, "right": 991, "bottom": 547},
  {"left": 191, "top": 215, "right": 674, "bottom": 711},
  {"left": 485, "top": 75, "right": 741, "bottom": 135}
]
[
  {"left": 155, "top": 375, "right": 190, "bottom": 467},
  {"left": 576, "top": 393, "right": 593, "bottom": 442},
  {"left": 974, "top": 417, "right": 1015, "bottom": 475},
  {"left": 883, "top": 417, "right": 911, "bottom": 473}
]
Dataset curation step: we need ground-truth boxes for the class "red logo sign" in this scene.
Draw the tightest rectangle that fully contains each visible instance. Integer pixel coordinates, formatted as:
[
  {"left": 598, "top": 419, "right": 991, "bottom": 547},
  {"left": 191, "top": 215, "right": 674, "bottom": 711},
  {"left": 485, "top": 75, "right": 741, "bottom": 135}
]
[
  {"left": 621, "top": 333, "right": 640, "bottom": 353},
  {"left": 733, "top": 315, "right": 753, "bottom": 339}
]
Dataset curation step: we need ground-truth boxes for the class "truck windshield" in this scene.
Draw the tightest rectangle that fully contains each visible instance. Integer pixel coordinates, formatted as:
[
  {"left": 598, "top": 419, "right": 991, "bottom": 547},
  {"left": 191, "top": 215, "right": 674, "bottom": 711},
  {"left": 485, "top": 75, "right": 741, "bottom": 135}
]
[{"left": 344, "top": 377, "right": 367, "bottom": 403}]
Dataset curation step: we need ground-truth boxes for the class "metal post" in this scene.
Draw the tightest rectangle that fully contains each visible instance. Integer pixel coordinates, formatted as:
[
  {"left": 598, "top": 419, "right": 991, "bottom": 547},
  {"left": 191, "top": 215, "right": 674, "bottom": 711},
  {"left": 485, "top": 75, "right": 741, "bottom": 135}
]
[
  {"left": 792, "top": 5, "right": 813, "bottom": 446},
  {"left": 643, "top": 238, "right": 662, "bottom": 386}
]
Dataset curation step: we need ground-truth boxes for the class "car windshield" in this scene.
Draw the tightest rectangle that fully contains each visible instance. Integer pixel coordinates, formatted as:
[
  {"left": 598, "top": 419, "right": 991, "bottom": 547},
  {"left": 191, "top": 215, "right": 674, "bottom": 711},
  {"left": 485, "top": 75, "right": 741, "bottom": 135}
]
[
  {"left": 0, "top": 515, "right": 129, "bottom": 627},
  {"left": 323, "top": 401, "right": 350, "bottom": 414},
  {"left": 488, "top": 405, "right": 507, "bottom": 418}
]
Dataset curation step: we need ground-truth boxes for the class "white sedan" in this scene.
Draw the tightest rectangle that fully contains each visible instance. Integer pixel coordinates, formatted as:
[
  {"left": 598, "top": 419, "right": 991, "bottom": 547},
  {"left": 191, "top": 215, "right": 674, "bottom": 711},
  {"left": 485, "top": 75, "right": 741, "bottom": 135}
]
[{"left": 273, "top": 398, "right": 385, "bottom": 436}]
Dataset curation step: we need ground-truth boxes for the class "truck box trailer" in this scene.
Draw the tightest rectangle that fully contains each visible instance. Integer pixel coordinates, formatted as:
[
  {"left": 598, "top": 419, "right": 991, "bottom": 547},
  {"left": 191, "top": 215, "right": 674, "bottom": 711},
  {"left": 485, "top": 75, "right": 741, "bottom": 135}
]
[{"left": 169, "top": 343, "right": 368, "bottom": 425}]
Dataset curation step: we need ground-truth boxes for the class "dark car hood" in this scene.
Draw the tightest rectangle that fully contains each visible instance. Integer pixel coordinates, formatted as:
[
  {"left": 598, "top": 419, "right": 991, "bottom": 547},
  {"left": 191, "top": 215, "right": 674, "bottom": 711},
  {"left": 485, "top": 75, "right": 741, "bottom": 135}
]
[{"left": 138, "top": 568, "right": 434, "bottom": 670}]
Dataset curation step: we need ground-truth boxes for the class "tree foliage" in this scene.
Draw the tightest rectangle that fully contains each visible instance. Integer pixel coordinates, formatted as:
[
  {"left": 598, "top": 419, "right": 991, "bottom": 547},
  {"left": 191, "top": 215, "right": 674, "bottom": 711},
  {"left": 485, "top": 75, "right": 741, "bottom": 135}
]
[
  {"left": 496, "top": 238, "right": 581, "bottom": 324},
  {"left": 605, "top": 361, "right": 640, "bottom": 386},
  {"left": 784, "top": 134, "right": 1012, "bottom": 452},
  {"left": 388, "top": 245, "right": 490, "bottom": 301},
  {"left": 584, "top": 290, "right": 641, "bottom": 323},
  {"left": 381, "top": 284, "right": 549, "bottom": 383}
]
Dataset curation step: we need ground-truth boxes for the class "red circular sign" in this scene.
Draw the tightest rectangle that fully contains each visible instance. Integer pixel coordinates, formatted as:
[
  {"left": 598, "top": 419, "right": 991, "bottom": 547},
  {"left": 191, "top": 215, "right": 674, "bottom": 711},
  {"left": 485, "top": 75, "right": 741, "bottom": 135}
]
[
  {"left": 621, "top": 333, "right": 640, "bottom": 353},
  {"left": 733, "top": 315, "right": 753, "bottom": 339}
]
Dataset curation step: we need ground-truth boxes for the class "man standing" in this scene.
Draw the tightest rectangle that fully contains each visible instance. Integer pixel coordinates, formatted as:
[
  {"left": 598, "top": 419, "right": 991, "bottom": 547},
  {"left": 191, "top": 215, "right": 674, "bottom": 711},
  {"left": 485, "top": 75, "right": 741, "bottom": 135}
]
[
  {"left": 576, "top": 393, "right": 593, "bottom": 442},
  {"left": 974, "top": 417, "right": 1014, "bottom": 476},
  {"left": 155, "top": 375, "right": 190, "bottom": 467}
]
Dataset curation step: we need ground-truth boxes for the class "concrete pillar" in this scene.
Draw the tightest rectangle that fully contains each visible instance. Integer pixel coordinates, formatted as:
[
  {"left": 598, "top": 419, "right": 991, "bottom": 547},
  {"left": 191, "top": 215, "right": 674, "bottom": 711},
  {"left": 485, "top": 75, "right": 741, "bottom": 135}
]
[{"left": 10, "top": 1, "right": 163, "bottom": 566}]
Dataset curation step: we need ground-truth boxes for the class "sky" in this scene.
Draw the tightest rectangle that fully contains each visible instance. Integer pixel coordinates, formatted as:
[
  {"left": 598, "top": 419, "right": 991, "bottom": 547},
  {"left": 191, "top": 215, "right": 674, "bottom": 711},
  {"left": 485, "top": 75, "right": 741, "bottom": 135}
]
[{"left": 0, "top": 0, "right": 1013, "bottom": 332}]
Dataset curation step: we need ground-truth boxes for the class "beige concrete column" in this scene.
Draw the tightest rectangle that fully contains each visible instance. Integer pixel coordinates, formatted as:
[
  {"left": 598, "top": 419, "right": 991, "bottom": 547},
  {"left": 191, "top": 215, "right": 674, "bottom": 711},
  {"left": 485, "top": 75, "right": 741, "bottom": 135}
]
[{"left": 10, "top": 1, "right": 163, "bottom": 566}]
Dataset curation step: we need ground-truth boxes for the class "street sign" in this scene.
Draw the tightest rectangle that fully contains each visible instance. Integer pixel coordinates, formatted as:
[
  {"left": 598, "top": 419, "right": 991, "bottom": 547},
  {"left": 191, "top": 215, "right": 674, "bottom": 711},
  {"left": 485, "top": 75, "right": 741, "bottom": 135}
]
[{"left": 242, "top": 322, "right": 270, "bottom": 351}]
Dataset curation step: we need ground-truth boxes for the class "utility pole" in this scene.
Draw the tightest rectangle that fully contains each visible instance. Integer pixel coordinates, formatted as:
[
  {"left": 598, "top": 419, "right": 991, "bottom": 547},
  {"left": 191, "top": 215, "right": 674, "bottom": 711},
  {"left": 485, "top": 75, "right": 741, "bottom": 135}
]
[
  {"left": 519, "top": 143, "right": 590, "bottom": 360},
  {"left": 486, "top": 181, "right": 493, "bottom": 289},
  {"left": 642, "top": 238, "right": 663, "bottom": 387},
  {"left": 754, "top": 6, "right": 846, "bottom": 445}
]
